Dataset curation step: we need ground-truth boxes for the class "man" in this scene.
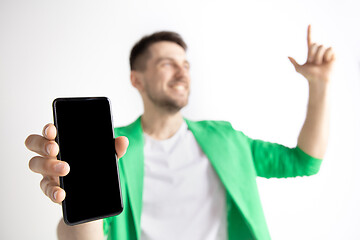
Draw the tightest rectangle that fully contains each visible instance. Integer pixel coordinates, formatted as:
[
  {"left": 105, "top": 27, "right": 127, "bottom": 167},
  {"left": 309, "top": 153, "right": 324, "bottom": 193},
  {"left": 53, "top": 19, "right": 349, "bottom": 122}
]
[{"left": 25, "top": 25, "right": 335, "bottom": 240}]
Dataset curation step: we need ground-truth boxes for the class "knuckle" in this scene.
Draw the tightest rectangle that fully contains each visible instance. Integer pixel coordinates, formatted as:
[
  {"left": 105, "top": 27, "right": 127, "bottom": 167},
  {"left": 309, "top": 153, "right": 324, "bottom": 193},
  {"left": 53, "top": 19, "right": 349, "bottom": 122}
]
[
  {"left": 29, "top": 156, "right": 40, "bottom": 173},
  {"left": 37, "top": 157, "right": 48, "bottom": 173},
  {"left": 29, "top": 156, "right": 46, "bottom": 173},
  {"left": 28, "top": 156, "right": 37, "bottom": 171},
  {"left": 44, "top": 181, "right": 53, "bottom": 198},
  {"left": 24, "top": 136, "right": 31, "bottom": 147},
  {"left": 25, "top": 135, "right": 36, "bottom": 148},
  {"left": 47, "top": 186, "right": 54, "bottom": 199},
  {"left": 40, "top": 177, "right": 48, "bottom": 193},
  {"left": 45, "top": 185, "right": 51, "bottom": 198}
]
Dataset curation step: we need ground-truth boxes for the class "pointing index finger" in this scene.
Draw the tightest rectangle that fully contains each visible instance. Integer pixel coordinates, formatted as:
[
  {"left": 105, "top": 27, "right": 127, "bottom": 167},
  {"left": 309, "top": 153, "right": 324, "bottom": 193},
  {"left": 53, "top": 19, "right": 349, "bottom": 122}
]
[{"left": 307, "top": 24, "right": 312, "bottom": 47}]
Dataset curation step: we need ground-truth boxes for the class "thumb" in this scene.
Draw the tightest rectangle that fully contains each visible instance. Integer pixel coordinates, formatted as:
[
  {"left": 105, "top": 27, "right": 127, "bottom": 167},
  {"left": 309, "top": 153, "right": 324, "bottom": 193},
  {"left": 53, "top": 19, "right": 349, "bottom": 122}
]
[
  {"left": 288, "top": 56, "right": 300, "bottom": 72},
  {"left": 115, "top": 136, "right": 129, "bottom": 159}
]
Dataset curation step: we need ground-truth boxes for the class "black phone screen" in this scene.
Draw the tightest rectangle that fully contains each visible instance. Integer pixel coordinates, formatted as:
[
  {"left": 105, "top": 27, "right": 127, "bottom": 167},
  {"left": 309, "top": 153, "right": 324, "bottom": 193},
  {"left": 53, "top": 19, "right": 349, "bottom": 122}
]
[{"left": 53, "top": 97, "right": 123, "bottom": 225}]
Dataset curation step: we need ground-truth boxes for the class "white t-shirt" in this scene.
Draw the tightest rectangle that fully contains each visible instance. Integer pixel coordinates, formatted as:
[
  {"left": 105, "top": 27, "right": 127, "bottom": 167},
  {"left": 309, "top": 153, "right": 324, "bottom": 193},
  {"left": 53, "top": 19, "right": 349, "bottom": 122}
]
[{"left": 141, "top": 121, "right": 227, "bottom": 240}]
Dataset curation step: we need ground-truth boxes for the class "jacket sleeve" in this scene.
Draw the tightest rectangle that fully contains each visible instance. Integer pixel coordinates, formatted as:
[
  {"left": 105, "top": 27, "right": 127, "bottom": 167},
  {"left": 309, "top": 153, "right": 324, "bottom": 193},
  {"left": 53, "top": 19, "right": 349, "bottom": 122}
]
[
  {"left": 103, "top": 216, "right": 114, "bottom": 239},
  {"left": 239, "top": 131, "right": 323, "bottom": 178}
]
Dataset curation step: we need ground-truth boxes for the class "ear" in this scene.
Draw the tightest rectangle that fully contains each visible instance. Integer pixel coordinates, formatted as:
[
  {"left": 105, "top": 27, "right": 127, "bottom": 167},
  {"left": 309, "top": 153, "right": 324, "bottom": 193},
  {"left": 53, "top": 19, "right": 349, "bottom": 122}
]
[{"left": 130, "top": 71, "right": 144, "bottom": 92}]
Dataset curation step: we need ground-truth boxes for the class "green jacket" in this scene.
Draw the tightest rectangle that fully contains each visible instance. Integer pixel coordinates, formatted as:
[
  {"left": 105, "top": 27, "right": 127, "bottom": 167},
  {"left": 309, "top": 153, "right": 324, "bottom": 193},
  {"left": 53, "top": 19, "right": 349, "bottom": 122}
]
[{"left": 103, "top": 117, "right": 322, "bottom": 240}]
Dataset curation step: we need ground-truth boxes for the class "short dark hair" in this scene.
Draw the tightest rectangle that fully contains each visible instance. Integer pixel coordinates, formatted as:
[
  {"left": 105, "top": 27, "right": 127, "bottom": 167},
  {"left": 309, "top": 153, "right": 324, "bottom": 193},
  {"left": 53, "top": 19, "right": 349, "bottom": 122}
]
[{"left": 130, "top": 31, "right": 187, "bottom": 71}]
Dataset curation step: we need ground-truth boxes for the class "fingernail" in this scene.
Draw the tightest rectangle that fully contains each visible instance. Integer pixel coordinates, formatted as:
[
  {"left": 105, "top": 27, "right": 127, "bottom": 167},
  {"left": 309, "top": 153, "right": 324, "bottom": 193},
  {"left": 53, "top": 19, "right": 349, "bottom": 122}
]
[
  {"left": 46, "top": 144, "right": 52, "bottom": 155},
  {"left": 55, "top": 162, "right": 65, "bottom": 172},
  {"left": 44, "top": 126, "right": 49, "bottom": 137},
  {"left": 53, "top": 191, "right": 58, "bottom": 200}
]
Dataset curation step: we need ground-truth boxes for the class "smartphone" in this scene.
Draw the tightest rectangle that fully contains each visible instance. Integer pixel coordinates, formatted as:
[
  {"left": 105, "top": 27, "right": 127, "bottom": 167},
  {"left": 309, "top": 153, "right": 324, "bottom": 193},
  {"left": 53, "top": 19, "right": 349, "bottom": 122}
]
[{"left": 52, "top": 97, "right": 123, "bottom": 225}]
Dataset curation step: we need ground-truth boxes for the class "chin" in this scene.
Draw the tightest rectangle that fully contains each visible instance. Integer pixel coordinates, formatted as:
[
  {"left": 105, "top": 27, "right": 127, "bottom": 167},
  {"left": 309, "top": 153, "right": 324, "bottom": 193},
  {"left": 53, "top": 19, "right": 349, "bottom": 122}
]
[
  {"left": 161, "top": 98, "right": 189, "bottom": 113},
  {"left": 174, "top": 95, "right": 189, "bottom": 108}
]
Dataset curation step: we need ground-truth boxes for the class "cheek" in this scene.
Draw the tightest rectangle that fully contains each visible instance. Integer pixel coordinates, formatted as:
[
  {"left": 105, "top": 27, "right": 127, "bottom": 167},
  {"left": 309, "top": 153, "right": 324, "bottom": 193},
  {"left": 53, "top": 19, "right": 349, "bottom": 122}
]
[
  {"left": 155, "top": 70, "right": 174, "bottom": 87},
  {"left": 145, "top": 68, "right": 175, "bottom": 88},
  {"left": 159, "top": 68, "right": 174, "bottom": 79},
  {"left": 144, "top": 74, "right": 164, "bottom": 92}
]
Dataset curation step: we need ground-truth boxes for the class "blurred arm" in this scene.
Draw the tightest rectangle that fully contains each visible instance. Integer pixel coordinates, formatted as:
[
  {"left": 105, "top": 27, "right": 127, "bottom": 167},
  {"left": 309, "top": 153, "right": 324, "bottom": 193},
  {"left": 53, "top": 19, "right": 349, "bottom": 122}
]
[
  {"left": 297, "top": 81, "right": 330, "bottom": 159},
  {"left": 57, "top": 218, "right": 103, "bottom": 240}
]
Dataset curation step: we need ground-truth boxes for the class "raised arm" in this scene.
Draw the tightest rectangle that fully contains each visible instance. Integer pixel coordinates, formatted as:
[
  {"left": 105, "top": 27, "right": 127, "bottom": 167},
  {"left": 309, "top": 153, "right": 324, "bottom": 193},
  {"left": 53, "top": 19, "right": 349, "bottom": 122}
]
[{"left": 288, "top": 24, "right": 335, "bottom": 159}]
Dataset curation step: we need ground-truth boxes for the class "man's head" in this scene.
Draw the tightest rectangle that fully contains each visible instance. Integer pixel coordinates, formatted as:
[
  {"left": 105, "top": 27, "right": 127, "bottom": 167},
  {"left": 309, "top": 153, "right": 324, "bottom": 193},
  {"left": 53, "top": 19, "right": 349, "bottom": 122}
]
[{"left": 130, "top": 31, "right": 191, "bottom": 114}]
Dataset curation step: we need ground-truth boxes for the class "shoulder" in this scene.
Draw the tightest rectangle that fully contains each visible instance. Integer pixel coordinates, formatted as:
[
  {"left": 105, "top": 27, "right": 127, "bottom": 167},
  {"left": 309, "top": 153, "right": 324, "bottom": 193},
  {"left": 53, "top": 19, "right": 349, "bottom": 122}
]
[
  {"left": 185, "top": 119, "right": 251, "bottom": 150},
  {"left": 185, "top": 118, "right": 236, "bottom": 134},
  {"left": 114, "top": 117, "right": 142, "bottom": 138},
  {"left": 185, "top": 118, "right": 250, "bottom": 141}
]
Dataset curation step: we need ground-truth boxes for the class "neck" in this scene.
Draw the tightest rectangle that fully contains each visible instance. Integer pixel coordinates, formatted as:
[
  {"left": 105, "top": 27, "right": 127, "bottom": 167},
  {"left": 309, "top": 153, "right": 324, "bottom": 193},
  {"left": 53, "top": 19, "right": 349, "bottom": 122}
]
[{"left": 141, "top": 109, "right": 184, "bottom": 140}]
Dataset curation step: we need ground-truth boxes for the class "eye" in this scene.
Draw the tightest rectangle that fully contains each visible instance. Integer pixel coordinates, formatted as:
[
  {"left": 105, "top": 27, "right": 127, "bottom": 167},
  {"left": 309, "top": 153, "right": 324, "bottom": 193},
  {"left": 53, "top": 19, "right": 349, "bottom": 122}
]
[{"left": 162, "top": 62, "right": 172, "bottom": 67}]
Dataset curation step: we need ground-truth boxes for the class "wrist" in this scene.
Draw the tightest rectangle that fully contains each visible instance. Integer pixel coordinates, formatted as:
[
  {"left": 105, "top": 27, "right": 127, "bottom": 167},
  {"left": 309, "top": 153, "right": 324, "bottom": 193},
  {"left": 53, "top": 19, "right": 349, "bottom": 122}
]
[
  {"left": 307, "top": 80, "right": 331, "bottom": 106},
  {"left": 308, "top": 79, "right": 330, "bottom": 94}
]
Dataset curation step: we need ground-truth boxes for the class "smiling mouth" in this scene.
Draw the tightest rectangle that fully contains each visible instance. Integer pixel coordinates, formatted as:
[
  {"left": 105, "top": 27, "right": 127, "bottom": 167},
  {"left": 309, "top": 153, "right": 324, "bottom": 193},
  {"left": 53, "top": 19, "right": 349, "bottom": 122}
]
[
  {"left": 172, "top": 84, "right": 186, "bottom": 91},
  {"left": 169, "top": 81, "right": 188, "bottom": 89}
]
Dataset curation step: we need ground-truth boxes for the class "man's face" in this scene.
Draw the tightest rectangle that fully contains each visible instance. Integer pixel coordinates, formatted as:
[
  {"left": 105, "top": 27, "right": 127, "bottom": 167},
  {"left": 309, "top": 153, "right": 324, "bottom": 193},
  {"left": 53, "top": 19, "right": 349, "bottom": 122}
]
[{"left": 137, "top": 41, "right": 191, "bottom": 113}]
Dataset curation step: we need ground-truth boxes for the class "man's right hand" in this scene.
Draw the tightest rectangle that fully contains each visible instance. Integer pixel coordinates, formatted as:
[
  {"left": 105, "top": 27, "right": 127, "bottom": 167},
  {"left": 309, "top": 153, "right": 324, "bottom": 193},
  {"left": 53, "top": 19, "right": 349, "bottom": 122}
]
[{"left": 25, "top": 123, "right": 129, "bottom": 204}]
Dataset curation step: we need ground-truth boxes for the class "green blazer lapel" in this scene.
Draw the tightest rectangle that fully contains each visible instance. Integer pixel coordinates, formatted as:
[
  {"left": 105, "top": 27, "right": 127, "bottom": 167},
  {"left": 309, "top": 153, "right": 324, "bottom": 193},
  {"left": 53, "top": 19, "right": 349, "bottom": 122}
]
[
  {"left": 185, "top": 118, "right": 261, "bottom": 239},
  {"left": 116, "top": 117, "right": 144, "bottom": 240},
  {"left": 185, "top": 118, "right": 254, "bottom": 192}
]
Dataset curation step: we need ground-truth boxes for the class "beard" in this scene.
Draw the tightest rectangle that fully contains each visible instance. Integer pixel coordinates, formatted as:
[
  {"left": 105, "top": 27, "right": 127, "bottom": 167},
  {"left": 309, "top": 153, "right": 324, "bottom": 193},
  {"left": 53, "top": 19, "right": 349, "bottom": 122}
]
[{"left": 144, "top": 80, "right": 190, "bottom": 114}]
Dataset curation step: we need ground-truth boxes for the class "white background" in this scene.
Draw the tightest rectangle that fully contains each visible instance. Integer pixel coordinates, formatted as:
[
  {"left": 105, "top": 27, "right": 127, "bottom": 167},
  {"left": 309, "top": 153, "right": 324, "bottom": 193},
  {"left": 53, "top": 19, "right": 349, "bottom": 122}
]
[{"left": 1, "top": 0, "right": 359, "bottom": 239}]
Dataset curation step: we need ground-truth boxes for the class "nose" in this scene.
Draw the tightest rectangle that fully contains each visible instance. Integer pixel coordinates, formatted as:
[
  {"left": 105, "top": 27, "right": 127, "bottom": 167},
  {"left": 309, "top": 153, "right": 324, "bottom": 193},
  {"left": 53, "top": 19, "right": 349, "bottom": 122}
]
[{"left": 175, "top": 64, "right": 187, "bottom": 78}]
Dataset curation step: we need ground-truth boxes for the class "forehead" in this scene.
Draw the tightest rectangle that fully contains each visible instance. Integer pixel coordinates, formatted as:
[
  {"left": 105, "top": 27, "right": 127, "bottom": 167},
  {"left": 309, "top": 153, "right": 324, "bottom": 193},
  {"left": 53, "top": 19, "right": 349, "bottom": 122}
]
[{"left": 148, "top": 41, "right": 187, "bottom": 61}]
